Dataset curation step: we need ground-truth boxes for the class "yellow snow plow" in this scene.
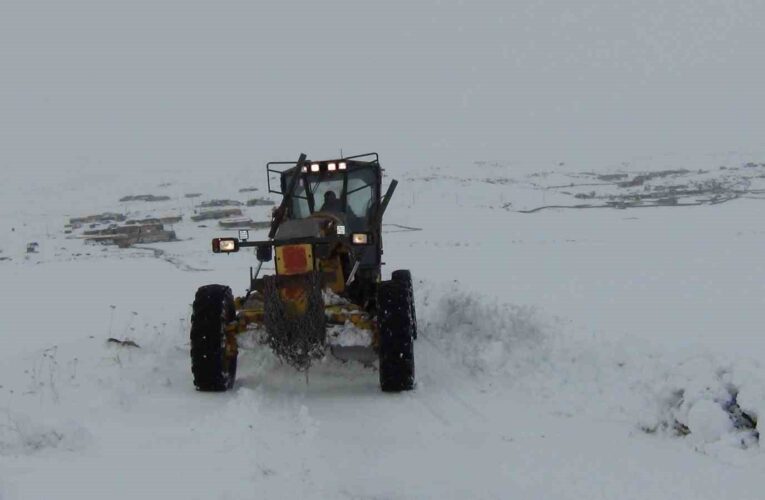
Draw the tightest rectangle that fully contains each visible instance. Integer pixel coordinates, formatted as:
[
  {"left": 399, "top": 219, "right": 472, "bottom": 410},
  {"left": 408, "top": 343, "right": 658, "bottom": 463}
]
[{"left": 190, "top": 153, "right": 417, "bottom": 392}]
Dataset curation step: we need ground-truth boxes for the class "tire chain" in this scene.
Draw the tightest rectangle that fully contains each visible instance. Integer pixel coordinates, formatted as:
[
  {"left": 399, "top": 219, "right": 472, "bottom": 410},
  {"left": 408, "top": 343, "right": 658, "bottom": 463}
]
[{"left": 263, "top": 271, "right": 327, "bottom": 371}]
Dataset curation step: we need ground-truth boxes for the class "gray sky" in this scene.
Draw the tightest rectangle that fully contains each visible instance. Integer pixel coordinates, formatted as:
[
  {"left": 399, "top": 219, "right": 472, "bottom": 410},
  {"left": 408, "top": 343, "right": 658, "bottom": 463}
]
[{"left": 2, "top": 0, "right": 764, "bottom": 173}]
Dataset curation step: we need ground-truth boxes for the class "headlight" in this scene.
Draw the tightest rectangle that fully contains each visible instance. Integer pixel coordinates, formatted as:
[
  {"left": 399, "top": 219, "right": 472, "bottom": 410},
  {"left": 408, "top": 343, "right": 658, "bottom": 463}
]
[
  {"left": 336, "top": 225, "right": 346, "bottom": 235},
  {"left": 351, "top": 233, "right": 369, "bottom": 245},
  {"left": 213, "top": 238, "right": 239, "bottom": 253},
  {"left": 220, "top": 240, "right": 237, "bottom": 252}
]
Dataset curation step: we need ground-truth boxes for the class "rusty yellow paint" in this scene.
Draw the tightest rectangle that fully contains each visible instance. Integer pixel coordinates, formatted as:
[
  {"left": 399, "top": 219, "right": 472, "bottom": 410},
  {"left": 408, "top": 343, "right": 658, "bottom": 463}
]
[
  {"left": 227, "top": 309, "right": 265, "bottom": 334},
  {"left": 326, "top": 304, "right": 374, "bottom": 331},
  {"left": 318, "top": 255, "right": 345, "bottom": 293},
  {"left": 349, "top": 315, "right": 374, "bottom": 331},
  {"left": 275, "top": 244, "right": 314, "bottom": 276},
  {"left": 280, "top": 285, "right": 308, "bottom": 315},
  {"left": 325, "top": 304, "right": 361, "bottom": 315},
  {"left": 239, "top": 309, "right": 264, "bottom": 324},
  {"left": 227, "top": 298, "right": 267, "bottom": 334},
  {"left": 224, "top": 327, "right": 239, "bottom": 358}
]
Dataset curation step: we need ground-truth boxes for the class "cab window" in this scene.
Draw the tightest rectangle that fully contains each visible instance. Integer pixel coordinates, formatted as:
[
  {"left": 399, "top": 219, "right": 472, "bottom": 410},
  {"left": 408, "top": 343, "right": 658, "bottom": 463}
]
[
  {"left": 347, "top": 170, "right": 376, "bottom": 218},
  {"left": 284, "top": 174, "right": 310, "bottom": 218}
]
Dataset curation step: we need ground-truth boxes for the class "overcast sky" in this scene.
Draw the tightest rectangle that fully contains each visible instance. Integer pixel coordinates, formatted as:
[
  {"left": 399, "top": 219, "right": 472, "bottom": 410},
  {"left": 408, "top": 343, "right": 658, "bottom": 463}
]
[{"left": 1, "top": 0, "right": 764, "bottom": 174}]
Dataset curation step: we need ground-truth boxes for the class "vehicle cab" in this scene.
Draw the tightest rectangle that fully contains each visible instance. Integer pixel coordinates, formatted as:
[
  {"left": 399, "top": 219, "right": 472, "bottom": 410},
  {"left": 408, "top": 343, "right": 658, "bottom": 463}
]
[{"left": 267, "top": 153, "right": 384, "bottom": 272}]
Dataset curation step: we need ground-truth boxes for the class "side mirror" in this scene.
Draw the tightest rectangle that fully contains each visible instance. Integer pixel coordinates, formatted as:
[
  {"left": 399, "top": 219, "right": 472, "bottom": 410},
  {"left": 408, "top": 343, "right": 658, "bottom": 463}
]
[{"left": 256, "top": 244, "right": 272, "bottom": 262}]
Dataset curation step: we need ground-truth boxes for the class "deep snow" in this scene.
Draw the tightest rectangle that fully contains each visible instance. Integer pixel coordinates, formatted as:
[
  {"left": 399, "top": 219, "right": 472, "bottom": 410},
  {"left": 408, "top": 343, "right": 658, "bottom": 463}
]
[
  {"left": 1, "top": 156, "right": 764, "bottom": 499},
  {"left": 3, "top": 0, "right": 765, "bottom": 497}
]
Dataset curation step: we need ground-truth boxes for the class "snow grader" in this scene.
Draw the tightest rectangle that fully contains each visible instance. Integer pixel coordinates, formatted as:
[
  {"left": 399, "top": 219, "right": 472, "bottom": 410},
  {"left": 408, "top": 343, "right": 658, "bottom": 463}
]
[{"left": 190, "top": 153, "right": 416, "bottom": 392}]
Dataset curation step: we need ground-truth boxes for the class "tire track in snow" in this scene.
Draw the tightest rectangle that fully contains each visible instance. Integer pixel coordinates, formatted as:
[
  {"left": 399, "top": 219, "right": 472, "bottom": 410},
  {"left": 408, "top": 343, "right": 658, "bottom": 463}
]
[{"left": 413, "top": 335, "right": 490, "bottom": 427}]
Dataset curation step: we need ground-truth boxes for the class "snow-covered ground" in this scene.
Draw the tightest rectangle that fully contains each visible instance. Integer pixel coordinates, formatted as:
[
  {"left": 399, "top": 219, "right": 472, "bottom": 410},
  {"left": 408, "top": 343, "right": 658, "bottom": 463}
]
[
  {"left": 1, "top": 155, "right": 764, "bottom": 499},
  {"left": 3, "top": 0, "right": 765, "bottom": 497}
]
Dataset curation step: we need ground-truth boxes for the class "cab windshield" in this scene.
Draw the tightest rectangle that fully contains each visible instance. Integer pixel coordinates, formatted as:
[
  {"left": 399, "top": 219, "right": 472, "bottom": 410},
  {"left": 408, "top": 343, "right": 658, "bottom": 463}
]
[{"left": 285, "top": 166, "right": 378, "bottom": 231}]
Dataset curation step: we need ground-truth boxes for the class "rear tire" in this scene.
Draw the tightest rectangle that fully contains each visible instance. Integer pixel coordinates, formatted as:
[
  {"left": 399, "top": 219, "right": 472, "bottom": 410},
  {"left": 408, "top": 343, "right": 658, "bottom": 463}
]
[
  {"left": 377, "top": 280, "right": 415, "bottom": 392},
  {"left": 190, "top": 285, "right": 238, "bottom": 391},
  {"left": 392, "top": 269, "right": 417, "bottom": 340}
]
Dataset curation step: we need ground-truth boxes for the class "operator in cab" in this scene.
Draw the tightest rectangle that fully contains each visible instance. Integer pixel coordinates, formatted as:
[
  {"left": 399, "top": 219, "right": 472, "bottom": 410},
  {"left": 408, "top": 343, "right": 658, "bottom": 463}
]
[{"left": 320, "top": 191, "right": 342, "bottom": 213}]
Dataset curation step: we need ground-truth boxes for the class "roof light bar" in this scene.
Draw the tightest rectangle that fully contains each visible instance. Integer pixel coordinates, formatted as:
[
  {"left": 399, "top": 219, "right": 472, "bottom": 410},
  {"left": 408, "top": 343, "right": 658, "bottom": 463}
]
[
  {"left": 338, "top": 162, "right": 347, "bottom": 170},
  {"left": 310, "top": 163, "right": 320, "bottom": 172},
  {"left": 327, "top": 163, "right": 337, "bottom": 171}
]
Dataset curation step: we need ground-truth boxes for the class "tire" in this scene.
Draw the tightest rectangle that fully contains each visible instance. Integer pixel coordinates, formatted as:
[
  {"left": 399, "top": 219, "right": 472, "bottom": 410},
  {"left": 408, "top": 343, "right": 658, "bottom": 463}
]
[
  {"left": 392, "top": 269, "right": 418, "bottom": 340},
  {"left": 190, "top": 285, "right": 238, "bottom": 391},
  {"left": 377, "top": 280, "right": 415, "bottom": 392}
]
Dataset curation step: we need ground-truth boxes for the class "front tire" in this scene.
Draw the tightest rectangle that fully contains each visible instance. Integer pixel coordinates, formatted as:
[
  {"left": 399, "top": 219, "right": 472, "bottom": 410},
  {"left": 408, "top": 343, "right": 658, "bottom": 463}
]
[
  {"left": 191, "top": 285, "right": 238, "bottom": 391},
  {"left": 392, "top": 269, "right": 417, "bottom": 340},
  {"left": 377, "top": 280, "right": 415, "bottom": 392}
]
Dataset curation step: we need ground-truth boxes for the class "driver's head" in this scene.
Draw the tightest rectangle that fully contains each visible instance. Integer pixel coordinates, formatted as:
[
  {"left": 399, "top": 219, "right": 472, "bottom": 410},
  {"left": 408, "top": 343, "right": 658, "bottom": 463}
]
[{"left": 321, "top": 190, "right": 341, "bottom": 212}]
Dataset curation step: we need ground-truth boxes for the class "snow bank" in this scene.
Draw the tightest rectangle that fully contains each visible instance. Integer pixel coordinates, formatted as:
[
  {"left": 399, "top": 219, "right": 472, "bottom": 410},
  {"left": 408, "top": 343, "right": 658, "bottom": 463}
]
[
  {"left": 418, "top": 281, "right": 547, "bottom": 375},
  {"left": 417, "top": 281, "right": 761, "bottom": 455},
  {"left": 646, "top": 356, "right": 761, "bottom": 449}
]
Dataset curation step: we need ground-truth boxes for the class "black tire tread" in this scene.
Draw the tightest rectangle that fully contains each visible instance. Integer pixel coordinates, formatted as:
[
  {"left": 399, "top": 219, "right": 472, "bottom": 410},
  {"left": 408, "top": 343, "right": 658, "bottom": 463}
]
[
  {"left": 377, "top": 280, "right": 415, "bottom": 392},
  {"left": 392, "top": 269, "right": 418, "bottom": 340},
  {"left": 190, "top": 284, "right": 237, "bottom": 391}
]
